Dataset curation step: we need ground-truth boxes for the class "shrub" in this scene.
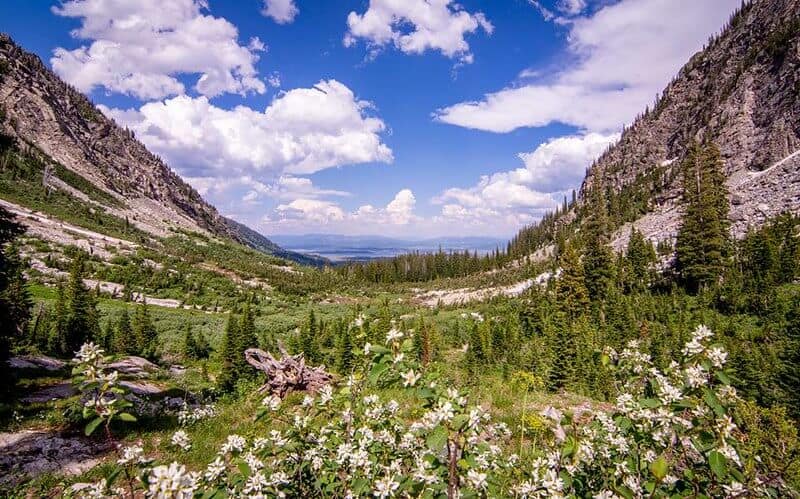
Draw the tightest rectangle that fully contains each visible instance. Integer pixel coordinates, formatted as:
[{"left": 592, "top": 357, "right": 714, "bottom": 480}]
[{"left": 76, "top": 325, "right": 793, "bottom": 497}]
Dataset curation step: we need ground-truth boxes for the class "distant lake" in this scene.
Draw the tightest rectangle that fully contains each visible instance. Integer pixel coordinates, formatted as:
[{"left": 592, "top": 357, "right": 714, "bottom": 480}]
[{"left": 269, "top": 234, "right": 507, "bottom": 263}]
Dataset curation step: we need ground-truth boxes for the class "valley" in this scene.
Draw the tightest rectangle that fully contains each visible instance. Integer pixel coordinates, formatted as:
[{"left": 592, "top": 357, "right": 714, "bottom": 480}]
[{"left": 1, "top": 0, "right": 799, "bottom": 497}]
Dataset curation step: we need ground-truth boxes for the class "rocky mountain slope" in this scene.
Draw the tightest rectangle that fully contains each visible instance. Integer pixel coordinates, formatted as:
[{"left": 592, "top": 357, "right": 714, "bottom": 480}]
[
  {"left": 0, "top": 34, "right": 320, "bottom": 264},
  {"left": 577, "top": 0, "right": 799, "bottom": 249}
]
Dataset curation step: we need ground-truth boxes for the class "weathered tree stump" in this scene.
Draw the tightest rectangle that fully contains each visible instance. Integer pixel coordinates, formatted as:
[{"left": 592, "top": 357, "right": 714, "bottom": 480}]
[{"left": 245, "top": 343, "right": 333, "bottom": 398}]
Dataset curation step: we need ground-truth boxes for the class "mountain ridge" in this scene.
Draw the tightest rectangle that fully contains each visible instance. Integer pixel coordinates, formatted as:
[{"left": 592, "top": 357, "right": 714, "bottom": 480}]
[
  {"left": 0, "top": 33, "right": 317, "bottom": 265},
  {"left": 573, "top": 0, "right": 800, "bottom": 249}
]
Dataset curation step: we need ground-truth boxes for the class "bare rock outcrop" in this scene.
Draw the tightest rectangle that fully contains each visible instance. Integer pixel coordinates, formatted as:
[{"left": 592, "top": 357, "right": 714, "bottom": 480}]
[{"left": 575, "top": 0, "right": 800, "bottom": 246}]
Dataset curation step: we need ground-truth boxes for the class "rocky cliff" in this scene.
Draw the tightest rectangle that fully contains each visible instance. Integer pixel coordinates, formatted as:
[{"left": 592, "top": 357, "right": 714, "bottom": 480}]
[
  {"left": 0, "top": 34, "right": 319, "bottom": 263},
  {"left": 578, "top": 0, "right": 800, "bottom": 249}
]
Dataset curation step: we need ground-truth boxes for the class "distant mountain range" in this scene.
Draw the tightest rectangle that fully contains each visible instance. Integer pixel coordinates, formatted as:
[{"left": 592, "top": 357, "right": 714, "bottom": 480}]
[{"left": 269, "top": 234, "right": 507, "bottom": 262}]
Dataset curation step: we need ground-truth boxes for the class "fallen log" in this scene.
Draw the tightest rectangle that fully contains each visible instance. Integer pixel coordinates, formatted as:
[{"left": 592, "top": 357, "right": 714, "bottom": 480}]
[{"left": 245, "top": 343, "right": 333, "bottom": 397}]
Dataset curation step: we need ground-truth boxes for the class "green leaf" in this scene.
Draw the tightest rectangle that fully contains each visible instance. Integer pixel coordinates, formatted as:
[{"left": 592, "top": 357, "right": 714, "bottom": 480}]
[
  {"left": 117, "top": 412, "right": 137, "bottom": 422},
  {"left": 640, "top": 398, "right": 661, "bottom": 409},
  {"left": 650, "top": 456, "right": 669, "bottom": 480},
  {"left": 369, "top": 345, "right": 391, "bottom": 355},
  {"left": 426, "top": 426, "right": 448, "bottom": 450},
  {"left": 368, "top": 363, "right": 390, "bottom": 384},
  {"left": 452, "top": 414, "right": 470, "bottom": 431},
  {"left": 715, "top": 371, "right": 731, "bottom": 385},
  {"left": 85, "top": 417, "right": 103, "bottom": 436},
  {"left": 703, "top": 390, "right": 726, "bottom": 417},
  {"left": 708, "top": 450, "right": 728, "bottom": 480}
]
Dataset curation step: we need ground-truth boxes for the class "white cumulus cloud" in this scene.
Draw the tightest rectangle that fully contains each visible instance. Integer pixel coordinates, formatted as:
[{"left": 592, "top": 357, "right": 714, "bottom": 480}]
[
  {"left": 344, "top": 0, "right": 493, "bottom": 63},
  {"left": 435, "top": 0, "right": 741, "bottom": 133},
  {"left": 100, "top": 80, "right": 393, "bottom": 181},
  {"left": 434, "top": 132, "right": 618, "bottom": 229},
  {"left": 51, "top": 0, "right": 266, "bottom": 100},
  {"left": 261, "top": 0, "right": 299, "bottom": 24},
  {"left": 262, "top": 189, "right": 418, "bottom": 232}
]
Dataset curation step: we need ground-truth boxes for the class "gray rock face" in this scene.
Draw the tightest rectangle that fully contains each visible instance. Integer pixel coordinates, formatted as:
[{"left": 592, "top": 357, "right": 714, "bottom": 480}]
[
  {"left": 0, "top": 34, "right": 305, "bottom": 260},
  {"left": 8, "top": 355, "right": 66, "bottom": 372},
  {"left": 0, "top": 430, "right": 109, "bottom": 485},
  {"left": 578, "top": 0, "right": 800, "bottom": 244},
  {"left": 106, "top": 356, "right": 159, "bottom": 378}
]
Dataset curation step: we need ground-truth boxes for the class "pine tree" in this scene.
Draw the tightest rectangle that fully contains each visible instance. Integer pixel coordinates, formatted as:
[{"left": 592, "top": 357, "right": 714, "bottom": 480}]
[
  {"left": 300, "top": 309, "right": 320, "bottom": 364},
  {"left": 583, "top": 187, "right": 615, "bottom": 302},
  {"left": 556, "top": 243, "right": 590, "bottom": 320},
  {"left": 132, "top": 301, "right": 158, "bottom": 359},
  {"left": 2, "top": 242, "right": 31, "bottom": 338},
  {"left": 218, "top": 313, "right": 240, "bottom": 392},
  {"left": 48, "top": 282, "right": 68, "bottom": 356},
  {"left": 183, "top": 323, "right": 198, "bottom": 360},
  {"left": 676, "top": 142, "right": 730, "bottom": 292},
  {"left": 113, "top": 309, "right": 136, "bottom": 354},
  {"left": 337, "top": 323, "right": 354, "bottom": 373},
  {"left": 236, "top": 303, "right": 257, "bottom": 374},
  {"left": 64, "top": 255, "right": 98, "bottom": 354},
  {"left": 548, "top": 316, "right": 577, "bottom": 391},
  {"left": 625, "top": 227, "right": 656, "bottom": 292},
  {"left": 0, "top": 207, "right": 25, "bottom": 397},
  {"left": 465, "top": 322, "right": 487, "bottom": 373},
  {"left": 413, "top": 316, "right": 433, "bottom": 366}
]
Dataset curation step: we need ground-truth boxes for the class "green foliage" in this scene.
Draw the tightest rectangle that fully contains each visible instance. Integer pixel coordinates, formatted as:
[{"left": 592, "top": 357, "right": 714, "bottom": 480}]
[
  {"left": 71, "top": 343, "right": 136, "bottom": 439},
  {"left": 582, "top": 187, "right": 615, "bottom": 302},
  {"left": 63, "top": 254, "right": 100, "bottom": 355},
  {"left": 182, "top": 323, "right": 210, "bottom": 360},
  {"left": 300, "top": 309, "right": 321, "bottom": 364},
  {"left": 112, "top": 308, "right": 136, "bottom": 355},
  {"left": 0, "top": 146, "right": 144, "bottom": 242},
  {"left": 0, "top": 207, "right": 26, "bottom": 397},
  {"left": 676, "top": 142, "right": 730, "bottom": 292},
  {"left": 218, "top": 305, "right": 258, "bottom": 392},
  {"left": 132, "top": 302, "right": 158, "bottom": 359}
]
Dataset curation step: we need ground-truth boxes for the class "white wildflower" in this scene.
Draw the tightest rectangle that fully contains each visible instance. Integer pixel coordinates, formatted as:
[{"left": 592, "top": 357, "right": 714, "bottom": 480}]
[
  {"left": 170, "top": 430, "right": 191, "bottom": 451},
  {"left": 401, "top": 369, "right": 421, "bottom": 387},
  {"left": 372, "top": 475, "right": 399, "bottom": 498},
  {"left": 386, "top": 328, "right": 403, "bottom": 343},
  {"left": 220, "top": 434, "right": 246, "bottom": 454}
]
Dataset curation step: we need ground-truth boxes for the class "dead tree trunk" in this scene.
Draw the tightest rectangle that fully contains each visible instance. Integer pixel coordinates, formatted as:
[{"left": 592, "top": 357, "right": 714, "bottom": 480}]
[{"left": 245, "top": 343, "right": 333, "bottom": 398}]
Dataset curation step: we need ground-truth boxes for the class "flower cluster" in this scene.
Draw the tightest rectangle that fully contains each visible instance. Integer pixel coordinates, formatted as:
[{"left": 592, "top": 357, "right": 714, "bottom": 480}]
[
  {"left": 71, "top": 343, "right": 136, "bottom": 437},
  {"left": 77, "top": 325, "right": 790, "bottom": 498},
  {"left": 176, "top": 403, "right": 217, "bottom": 426}
]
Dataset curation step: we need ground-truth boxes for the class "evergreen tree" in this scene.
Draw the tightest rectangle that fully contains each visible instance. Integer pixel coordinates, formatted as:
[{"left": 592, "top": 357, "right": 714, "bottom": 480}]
[
  {"left": 300, "top": 309, "right": 320, "bottom": 364},
  {"left": 676, "top": 142, "right": 730, "bottom": 292},
  {"left": 113, "top": 308, "right": 136, "bottom": 354},
  {"left": 465, "top": 322, "right": 488, "bottom": 373},
  {"left": 132, "top": 301, "right": 158, "bottom": 359},
  {"left": 625, "top": 227, "right": 657, "bottom": 292},
  {"left": 337, "top": 323, "right": 354, "bottom": 373},
  {"left": 218, "top": 313, "right": 240, "bottom": 392},
  {"left": 556, "top": 243, "right": 590, "bottom": 320},
  {"left": 237, "top": 303, "right": 257, "bottom": 373},
  {"left": 47, "top": 282, "right": 68, "bottom": 356},
  {"left": 583, "top": 187, "right": 615, "bottom": 302},
  {"left": 183, "top": 323, "right": 198, "bottom": 360},
  {"left": 0, "top": 207, "right": 25, "bottom": 397},
  {"left": 2, "top": 242, "right": 31, "bottom": 338},
  {"left": 548, "top": 316, "right": 577, "bottom": 391},
  {"left": 64, "top": 255, "right": 98, "bottom": 354}
]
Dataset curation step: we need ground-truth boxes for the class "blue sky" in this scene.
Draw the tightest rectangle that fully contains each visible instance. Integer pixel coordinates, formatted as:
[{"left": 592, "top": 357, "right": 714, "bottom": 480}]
[{"left": 0, "top": 0, "right": 740, "bottom": 238}]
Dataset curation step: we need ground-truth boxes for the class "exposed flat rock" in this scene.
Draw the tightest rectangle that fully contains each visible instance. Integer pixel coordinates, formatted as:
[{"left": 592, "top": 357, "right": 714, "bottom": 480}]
[
  {"left": 0, "top": 430, "right": 110, "bottom": 485},
  {"left": 106, "top": 356, "right": 158, "bottom": 377},
  {"left": 8, "top": 355, "right": 67, "bottom": 372},
  {"left": 21, "top": 382, "right": 76, "bottom": 404},
  {"left": 119, "top": 380, "right": 165, "bottom": 396}
]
